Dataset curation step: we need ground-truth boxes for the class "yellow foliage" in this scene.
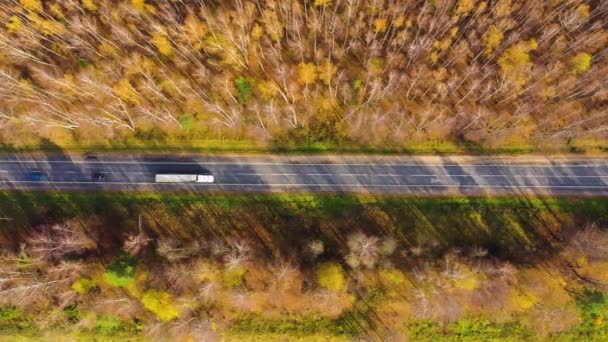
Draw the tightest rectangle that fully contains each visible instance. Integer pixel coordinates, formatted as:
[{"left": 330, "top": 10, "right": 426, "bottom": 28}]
[
  {"left": 49, "top": 4, "right": 65, "bottom": 18},
  {"left": 314, "top": 0, "right": 333, "bottom": 7},
  {"left": 125, "top": 268, "right": 148, "bottom": 298},
  {"left": 318, "top": 59, "right": 337, "bottom": 85},
  {"left": 251, "top": 24, "right": 264, "bottom": 40},
  {"left": 497, "top": 39, "right": 537, "bottom": 87},
  {"left": 141, "top": 289, "right": 180, "bottom": 321},
  {"left": 393, "top": 16, "right": 406, "bottom": 28},
  {"left": 222, "top": 265, "right": 246, "bottom": 287},
  {"left": 430, "top": 52, "right": 439, "bottom": 64},
  {"left": 112, "top": 78, "right": 141, "bottom": 104},
  {"left": 454, "top": 0, "right": 475, "bottom": 16},
  {"left": 297, "top": 62, "right": 318, "bottom": 85},
  {"left": 579, "top": 260, "right": 608, "bottom": 284},
  {"left": 151, "top": 32, "right": 173, "bottom": 56},
  {"left": 18, "top": 79, "right": 36, "bottom": 95},
  {"left": 482, "top": 25, "right": 504, "bottom": 55},
  {"left": 131, "top": 0, "right": 146, "bottom": 12},
  {"left": 72, "top": 277, "right": 96, "bottom": 294},
  {"left": 6, "top": 16, "right": 23, "bottom": 33},
  {"left": 256, "top": 80, "right": 279, "bottom": 99},
  {"left": 82, "top": 0, "right": 98, "bottom": 11},
  {"left": 511, "top": 289, "right": 538, "bottom": 310},
  {"left": 493, "top": 0, "right": 512, "bottom": 17},
  {"left": 449, "top": 27, "right": 459, "bottom": 38},
  {"left": 205, "top": 35, "right": 243, "bottom": 67},
  {"left": 373, "top": 18, "right": 388, "bottom": 33},
  {"left": 379, "top": 268, "right": 406, "bottom": 286},
  {"left": 262, "top": 9, "right": 284, "bottom": 42},
  {"left": 20, "top": 0, "right": 42, "bottom": 11},
  {"left": 434, "top": 37, "right": 452, "bottom": 51},
  {"left": 194, "top": 259, "right": 221, "bottom": 283},
  {"left": 316, "top": 262, "right": 346, "bottom": 292},
  {"left": 368, "top": 57, "right": 384, "bottom": 75},
  {"left": 571, "top": 52, "right": 592, "bottom": 74},
  {"left": 183, "top": 14, "right": 207, "bottom": 50},
  {"left": 124, "top": 54, "right": 157, "bottom": 75},
  {"left": 98, "top": 41, "right": 120, "bottom": 57},
  {"left": 452, "top": 269, "right": 483, "bottom": 290},
  {"left": 537, "top": 83, "right": 556, "bottom": 100},
  {"left": 577, "top": 4, "right": 591, "bottom": 18},
  {"left": 29, "top": 14, "right": 66, "bottom": 35}
]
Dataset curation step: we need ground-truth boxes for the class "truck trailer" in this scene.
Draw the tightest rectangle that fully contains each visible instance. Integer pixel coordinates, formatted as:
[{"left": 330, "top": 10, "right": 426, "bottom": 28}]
[{"left": 155, "top": 174, "right": 215, "bottom": 183}]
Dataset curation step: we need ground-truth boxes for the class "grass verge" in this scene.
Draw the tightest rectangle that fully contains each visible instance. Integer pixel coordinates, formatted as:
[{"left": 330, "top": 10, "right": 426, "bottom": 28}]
[{"left": 0, "top": 137, "right": 605, "bottom": 155}]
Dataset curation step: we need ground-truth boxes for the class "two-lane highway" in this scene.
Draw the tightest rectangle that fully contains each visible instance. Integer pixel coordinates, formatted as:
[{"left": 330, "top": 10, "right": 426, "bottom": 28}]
[{"left": 0, "top": 153, "right": 607, "bottom": 195}]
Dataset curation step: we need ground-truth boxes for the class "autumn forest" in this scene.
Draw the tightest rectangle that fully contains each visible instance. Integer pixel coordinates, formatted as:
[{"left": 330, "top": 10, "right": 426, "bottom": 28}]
[
  {"left": 1, "top": 0, "right": 608, "bottom": 341},
  {"left": 0, "top": 0, "right": 606, "bottom": 150}
]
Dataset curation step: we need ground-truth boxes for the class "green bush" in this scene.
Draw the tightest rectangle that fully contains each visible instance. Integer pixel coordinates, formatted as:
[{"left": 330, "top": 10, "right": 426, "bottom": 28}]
[
  {"left": 92, "top": 315, "right": 144, "bottom": 337},
  {"left": 63, "top": 305, "right": 80, "bottom": 322},
  {"left": 178, "top": 113, "right": 195, "bottom": 130},
  {"left": 0, "top": 307, "right": 33, "bottom": 332},
  {"left": 104, "top": 255, "right": 136, "bottom": 288},
  {"left": 228, "top": 314, "right": 347, "bottom": 336},
  {"left": 557, "top": 289, "right": 608, "bottom": 340},
  {"left": 235, "top": 76, "right": 252, "bottom": 103},
  {"left": 407, "top": 319, "right": 531, "bottom": 341}
]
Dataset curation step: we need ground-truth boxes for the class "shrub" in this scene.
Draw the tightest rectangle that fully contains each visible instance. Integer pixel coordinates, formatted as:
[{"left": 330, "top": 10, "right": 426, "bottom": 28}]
[
  {"left": 72, "top": 277, "right": 97, "bottom": 294},
  {"left": 235, "top": 77, "right": 252, "bottom": 103},
  {"left": 0, "top": 307, "right": 33, "bottom": 332},
  {"left": 141, "top": 289, "right": 180, "bottom": 321},
  {"left": 316, "top": 262, "right": 345, "bottom": 291},
  {"left": 178, "top": 113, "right": 195, "bottom": 130},
  {"left": 222, "top": 265, "right": 246, "bottom": 287},
  {"left": 379, "top": 268, "right": 406, "bottom": 285},
  {"left": 95, "top": 315, "right": 122, "bottom": 335},
  {"left": 104, "top": 255, "right": 137, "bottom": 288},
  {"left": 63, "top": 305, "right": 80, "bottom": 322},
  {"left": 571, "top": 52, "right": 592, "bottom": 74}
]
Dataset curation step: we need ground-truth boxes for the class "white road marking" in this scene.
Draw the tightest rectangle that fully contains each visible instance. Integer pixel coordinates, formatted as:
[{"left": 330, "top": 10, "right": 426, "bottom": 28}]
[
  {"left": 3, "top": 180, "right": 608, "bottom": 189},
  {"left": 307, "top": 173, "right": 332, "bottom": 176},
  {"left": 340, "top": 173, "right": 368, "bottom": 176},
  {"left": 375, "top": 174, "right": 608, "bottom": 178}
]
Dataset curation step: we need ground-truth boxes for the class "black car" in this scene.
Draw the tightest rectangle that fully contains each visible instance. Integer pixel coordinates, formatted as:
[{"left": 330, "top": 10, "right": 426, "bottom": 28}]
[
  {"left": 84, "top": 153, "right": 98, "bottom": 161},
  {"left": 92, "top": 172, "right": 106, "bottom": 181}
]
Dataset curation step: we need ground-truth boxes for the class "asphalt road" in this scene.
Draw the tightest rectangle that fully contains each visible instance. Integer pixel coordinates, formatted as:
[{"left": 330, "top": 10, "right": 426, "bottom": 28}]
[{"left": 0, "top": 153, "right": 607, "bottom": 195}]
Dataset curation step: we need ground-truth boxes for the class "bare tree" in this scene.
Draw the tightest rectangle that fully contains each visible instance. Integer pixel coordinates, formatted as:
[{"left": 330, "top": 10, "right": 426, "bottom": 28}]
[
  {"left": 26, "top": 222, "right": 96, "bottom": 261},
  {"left": 345, "top": 231, "right": 380, "bottom": 269}
]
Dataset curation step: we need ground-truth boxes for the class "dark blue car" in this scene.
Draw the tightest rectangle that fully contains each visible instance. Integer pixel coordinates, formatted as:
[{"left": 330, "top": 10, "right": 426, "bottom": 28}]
[{"left": 29, "top": 171, "right": 47, "bottom": 181}]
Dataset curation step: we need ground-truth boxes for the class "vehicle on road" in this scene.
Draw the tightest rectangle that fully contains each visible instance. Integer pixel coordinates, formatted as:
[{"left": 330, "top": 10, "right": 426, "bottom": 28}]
[
  {"left": 84, "top": 153, "right": 98, "bottom": 161},
  {"left": 29, "top": 171, "right": 47, "bottom": 181},
  {"left": 155, "top": 174, "right": 215, "bottom": 183},
  {"left": 92, "top": 172, "right": 106, "bottom": 181}
]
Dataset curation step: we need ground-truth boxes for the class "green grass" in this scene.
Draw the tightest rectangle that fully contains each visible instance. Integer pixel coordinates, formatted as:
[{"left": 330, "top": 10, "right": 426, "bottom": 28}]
[
  {"left": 406, "top": 319, "right": 533, "bottom": 342},
  {"left": 0, "top": 136, "right": 605, "bottom": 155}
]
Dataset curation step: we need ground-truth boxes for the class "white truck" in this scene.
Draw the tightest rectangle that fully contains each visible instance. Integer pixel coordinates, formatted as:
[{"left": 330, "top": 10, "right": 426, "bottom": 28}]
[{"left": 155, "top": 174, "right": 215, "bottom": 183}]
